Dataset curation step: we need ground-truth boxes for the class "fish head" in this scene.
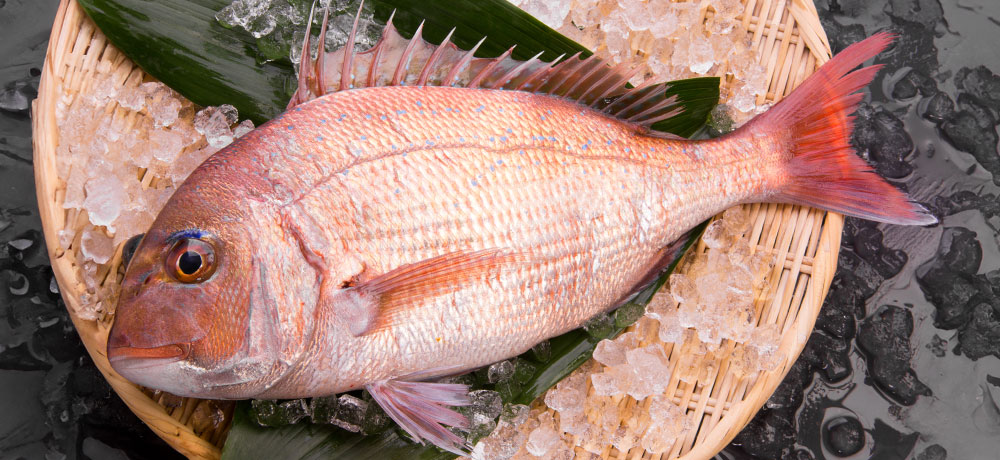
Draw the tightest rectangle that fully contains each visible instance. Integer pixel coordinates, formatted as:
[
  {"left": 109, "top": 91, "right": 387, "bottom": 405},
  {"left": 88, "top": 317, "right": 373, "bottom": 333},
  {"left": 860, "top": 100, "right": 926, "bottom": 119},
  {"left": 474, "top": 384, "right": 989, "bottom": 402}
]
[{"left": 107, "top": 181, "right": 292, "bottom": 399}]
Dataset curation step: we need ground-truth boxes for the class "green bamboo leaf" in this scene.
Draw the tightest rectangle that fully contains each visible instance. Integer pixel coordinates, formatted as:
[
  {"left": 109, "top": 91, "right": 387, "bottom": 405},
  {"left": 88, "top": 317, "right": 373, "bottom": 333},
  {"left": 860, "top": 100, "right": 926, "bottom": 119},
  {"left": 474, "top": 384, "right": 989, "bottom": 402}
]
[
  {"left": 76, "top": 0, "right": 718, "bottom": 133},
  {"left": 221, "top": 221, "right": 707, "bottom": 459},
  {"left": 76, "top": 0, "right": 294, "bottom": 124}
]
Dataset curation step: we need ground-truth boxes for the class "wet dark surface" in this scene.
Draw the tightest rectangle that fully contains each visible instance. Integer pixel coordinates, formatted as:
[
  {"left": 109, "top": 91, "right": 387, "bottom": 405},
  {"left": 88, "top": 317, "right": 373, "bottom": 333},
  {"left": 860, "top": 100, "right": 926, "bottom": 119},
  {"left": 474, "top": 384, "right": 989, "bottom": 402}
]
[{"left": 0, "top": 0, "right": 998, "bottom": 459}]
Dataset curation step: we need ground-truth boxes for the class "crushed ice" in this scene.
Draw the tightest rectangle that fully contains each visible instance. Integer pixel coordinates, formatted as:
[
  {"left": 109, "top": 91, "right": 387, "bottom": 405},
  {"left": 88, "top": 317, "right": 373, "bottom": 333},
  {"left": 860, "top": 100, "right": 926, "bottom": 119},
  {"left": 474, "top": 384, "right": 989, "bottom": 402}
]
[{"left": 56, "top": 72, "right": 253, "bottom": 319}]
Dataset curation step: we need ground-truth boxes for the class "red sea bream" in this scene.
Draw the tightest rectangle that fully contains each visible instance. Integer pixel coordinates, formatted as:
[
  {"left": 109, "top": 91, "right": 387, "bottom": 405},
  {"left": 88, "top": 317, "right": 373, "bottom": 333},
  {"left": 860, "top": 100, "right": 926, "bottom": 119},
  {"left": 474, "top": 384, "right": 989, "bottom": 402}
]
[{"left": 106, "top": 16, "right": 934, "bottom": 453}]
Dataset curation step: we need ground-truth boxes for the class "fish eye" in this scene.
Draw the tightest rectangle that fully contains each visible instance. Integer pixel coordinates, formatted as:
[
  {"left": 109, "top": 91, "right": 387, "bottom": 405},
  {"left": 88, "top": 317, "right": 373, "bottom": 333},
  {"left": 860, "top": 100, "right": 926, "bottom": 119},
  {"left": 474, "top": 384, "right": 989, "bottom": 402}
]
[{"left": 166, "top": 238, "right": 216, "bottom": 283}]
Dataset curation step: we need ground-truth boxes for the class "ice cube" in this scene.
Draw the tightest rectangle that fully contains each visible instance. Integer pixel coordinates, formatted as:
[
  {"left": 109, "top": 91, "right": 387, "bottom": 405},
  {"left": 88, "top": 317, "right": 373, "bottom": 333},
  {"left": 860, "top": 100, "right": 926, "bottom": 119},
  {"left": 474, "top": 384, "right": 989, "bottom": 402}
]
[
  {"left": 193, "top": 106, "right": 236, "bottom": 149},
  {"left": 530, "top": 340, "right": 552, "bottom": 362},
  {"left": 250, "top": 399, "right": 308, "bottom": 427},
  {"left": 115, "top": 85, "right": 146, "bottom": 111},
  {"left": 593, "top": 338, "right": 626, "bottom": 366},
  {"left": 544, "top": 387, "right": 583, "bottom": 417},
  {"left": 476, "top": 422, "right": 524, "bottom": 460},
  {"left": 525, "top": 416, "right": 560, "bottom": 457},
  {"left": 688, "top": 37, "right": 715, "bottom": 75},
  {"left": 624, "top": 345, "right": 670, "bottom": 400},
  {"left": 81, "top": 227, "right": 114, "bottom": 264},
  {"left": 83, "top": 176, "right": 125, "bottom": 228},
  {"left": 611, "top": 426, "right": 639, "bottom": 452},
  {"left": 668, "top": 273, "right": 697, "bottom": 304},
  {"left": 591, "top": 366, "right": 627, "bottom": 397},
  {"left": 648, "top": 4, "right": 679, "bottom": 38},
  {"left": 338, "top": 394, "right": 369, "bottom": 432},
  {"left": 500, "top": 403, "right": 530, "bottom": 426},
  {"left": 149, "top": 129, "right": 186, "bottom": 163},
  {"left": 233, "top": 119, "right": 255, "bottom": 138},
  {"left": 702, "top": 219, "right": 733, "bottom": 249},
  {"left": 488, "top": 360, "right": 515, "bottom": 383},
  {"left": 469, "top": 389, "right": 503, "bottom": 420},
  {"left": 519, "top": 0, "right": 570, "bottom": 29}
]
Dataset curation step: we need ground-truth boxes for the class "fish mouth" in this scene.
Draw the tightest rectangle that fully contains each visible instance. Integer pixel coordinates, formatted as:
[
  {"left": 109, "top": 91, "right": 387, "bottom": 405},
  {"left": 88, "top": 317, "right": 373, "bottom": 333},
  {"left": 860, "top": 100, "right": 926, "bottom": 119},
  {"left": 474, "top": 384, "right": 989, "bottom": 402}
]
[{"left": 108, "top": 343, "right": 190, "bottom": 371}]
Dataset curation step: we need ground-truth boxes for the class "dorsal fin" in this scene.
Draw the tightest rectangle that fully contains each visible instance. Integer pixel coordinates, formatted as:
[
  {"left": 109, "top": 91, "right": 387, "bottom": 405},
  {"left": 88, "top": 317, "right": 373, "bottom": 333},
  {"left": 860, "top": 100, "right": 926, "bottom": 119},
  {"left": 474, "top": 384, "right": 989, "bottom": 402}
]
[{"left": 287, "top": 2, "right": 684, "bottom": 131}]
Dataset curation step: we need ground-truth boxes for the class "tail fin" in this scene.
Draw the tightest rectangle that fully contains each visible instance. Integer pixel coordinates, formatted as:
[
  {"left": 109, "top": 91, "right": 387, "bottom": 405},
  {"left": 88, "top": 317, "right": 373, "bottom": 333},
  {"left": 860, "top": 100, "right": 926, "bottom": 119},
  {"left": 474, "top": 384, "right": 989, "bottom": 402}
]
[{"left": 757, "top": 32, "right": 937, "bottom": 226}]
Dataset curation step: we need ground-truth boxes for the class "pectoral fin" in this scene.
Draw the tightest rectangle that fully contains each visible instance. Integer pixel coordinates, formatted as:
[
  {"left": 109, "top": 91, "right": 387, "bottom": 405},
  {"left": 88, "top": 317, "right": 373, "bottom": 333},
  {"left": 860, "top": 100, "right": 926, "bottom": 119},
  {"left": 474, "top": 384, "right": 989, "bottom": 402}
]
[
  {"left": 365, "top": 377, "right": 472, "bottom": 455},
  {"left": 338, "top": 248, "right": 522, "bottom": 337}
]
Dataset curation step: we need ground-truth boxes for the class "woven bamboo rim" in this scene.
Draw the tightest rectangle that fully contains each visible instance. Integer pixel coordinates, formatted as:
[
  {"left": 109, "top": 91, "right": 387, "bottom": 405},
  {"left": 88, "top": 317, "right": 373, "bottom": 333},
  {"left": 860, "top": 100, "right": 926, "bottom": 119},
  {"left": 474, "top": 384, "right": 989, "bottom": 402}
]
[{"left": 31, "top": 0, "right": 837, "bottom": 459}]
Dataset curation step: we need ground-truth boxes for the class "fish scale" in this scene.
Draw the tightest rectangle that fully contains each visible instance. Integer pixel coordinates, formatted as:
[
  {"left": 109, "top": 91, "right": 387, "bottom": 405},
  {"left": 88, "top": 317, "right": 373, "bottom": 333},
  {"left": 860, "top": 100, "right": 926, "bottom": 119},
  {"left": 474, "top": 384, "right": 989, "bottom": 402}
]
[
  {"left": 108, "top": 32, "right": 934, "bottom": 454},
  {"left": 251, "top": 86, "right": 755, "bottom": 397}
]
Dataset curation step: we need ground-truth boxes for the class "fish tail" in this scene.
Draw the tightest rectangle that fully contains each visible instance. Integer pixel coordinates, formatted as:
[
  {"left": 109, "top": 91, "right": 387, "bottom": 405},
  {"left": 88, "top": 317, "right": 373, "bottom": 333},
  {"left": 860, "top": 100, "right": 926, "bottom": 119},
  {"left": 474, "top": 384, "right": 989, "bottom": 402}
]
[{"left": 758, "top": 32, "right": 936, "bottom": 225}]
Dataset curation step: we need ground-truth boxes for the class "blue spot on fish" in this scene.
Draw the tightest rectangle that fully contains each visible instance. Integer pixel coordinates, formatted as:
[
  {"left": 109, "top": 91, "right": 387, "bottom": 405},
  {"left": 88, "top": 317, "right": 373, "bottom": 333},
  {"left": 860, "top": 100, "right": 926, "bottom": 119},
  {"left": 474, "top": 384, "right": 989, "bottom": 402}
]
[
  {"left": 475, "top": 104, "right": 485, "bottom": 112},
  {"left": 360, "top": 135, "right": 367, "bottom": 141},
  {"left": 470, "top": 179, "right": 479, "bottom": 186},
  {"left": 380, "top": 115, "right": 387, "bottom": 120},
  {"left": 395, "top": 188, "right": 401, "bottom": 194},
  {"left": 426, "top": 140, "right": 435, "bottom": 146},
  {"left": 416, "top": 100, "right": 423, "bottom": 106},
  {"left": 315, "top": 136, "right": 323, "bottom": 142},
  {"left": 459, "top": 137, "right": 466, "bottom": 143},
  {"left": 496, "top": 159, "right": 503, "bottom": 165},
  {"left": 365, "top": 114, "right": 372, "bottom": 119},
  {"left": 286, "top": 125, "right": 294, "bottom": 130},
  {"left": 607, "top": 140, "right": 613, "bottom": 146},
  {"left": 319, "top": 118, "right": 327, "bottom": 124},
  {"left": 396, "top": 109, "right": 406, "bottom": 115}
]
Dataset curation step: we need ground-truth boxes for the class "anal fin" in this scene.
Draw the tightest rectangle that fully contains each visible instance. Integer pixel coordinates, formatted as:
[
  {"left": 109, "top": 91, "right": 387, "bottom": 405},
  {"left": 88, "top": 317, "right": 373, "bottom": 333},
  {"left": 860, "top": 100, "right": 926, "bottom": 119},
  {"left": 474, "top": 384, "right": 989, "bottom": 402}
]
[{"left": 366, "top": 377, "right": 471, "bottom": 455}]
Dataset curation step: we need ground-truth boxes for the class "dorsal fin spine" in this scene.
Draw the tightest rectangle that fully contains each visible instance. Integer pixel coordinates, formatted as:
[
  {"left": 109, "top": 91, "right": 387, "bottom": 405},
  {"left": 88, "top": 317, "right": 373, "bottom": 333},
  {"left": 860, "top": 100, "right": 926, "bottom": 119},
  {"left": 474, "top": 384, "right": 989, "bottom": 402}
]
[
  {"left": 316, "top": 4, "right": 331, "bottom": 95},
  {"left": 288, "top": 1, "right": 318, "bottom": 109},
  {"left": 617, "top": 84, "right": 664, "bottom": 118},
  {"left": 468, "top": 46, "right": 515, "bottom": 88},
  {"left": 392, "top": 20, "right": 425, "bottom": 86},
  {"left": 514, "top": 54, "right": 562, "bottom": 91},
  {"left": 539, "top": 52, "right": 581, "bottom": 94},
  {"left": 602, "top": 79, "right": 656, "bottom": 113},
  {"left": 562, "top": 54, "right": 604, "bottom": 101},
  {"left": 489, "top": 51, "right": 543, "bottom": 90},
  {"left": 578, "top": 64, "right": 621, "bottom": 104},
  {"left": 340, "top": 0, "right": 364, "bottom": 91},
  {"left": 589, "top": 65, "right": 642, "bottom": 108},
  {"left": 627, "top": 93, "right": 677, "bottom": 122},
  {"left": 417, "top": 27, "right": 456, "bottom": 86},
  {"left": 549, "top": 53, "right": 592, "bottom": 96},
  {"left": 444, "top": 36, "right": 486, "bottom": 86},
  {"left": 290, "top": 7, "right": 687, "bottom": 131}
]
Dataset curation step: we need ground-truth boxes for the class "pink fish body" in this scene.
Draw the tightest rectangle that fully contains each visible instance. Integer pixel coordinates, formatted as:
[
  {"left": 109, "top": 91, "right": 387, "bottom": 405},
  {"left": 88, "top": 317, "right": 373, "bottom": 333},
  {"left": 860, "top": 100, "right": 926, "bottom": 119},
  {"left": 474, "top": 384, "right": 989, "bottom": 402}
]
[{"left": 107, "top": 28, "right": 932, "bottom": 452}]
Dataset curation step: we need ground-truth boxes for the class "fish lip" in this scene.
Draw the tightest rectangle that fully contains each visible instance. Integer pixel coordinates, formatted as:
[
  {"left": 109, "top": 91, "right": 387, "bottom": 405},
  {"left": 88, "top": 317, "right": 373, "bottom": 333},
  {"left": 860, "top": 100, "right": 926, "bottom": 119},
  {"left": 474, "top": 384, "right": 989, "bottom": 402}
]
[{"left": 108, "top": 343, "right": 190, "bottom": 371}]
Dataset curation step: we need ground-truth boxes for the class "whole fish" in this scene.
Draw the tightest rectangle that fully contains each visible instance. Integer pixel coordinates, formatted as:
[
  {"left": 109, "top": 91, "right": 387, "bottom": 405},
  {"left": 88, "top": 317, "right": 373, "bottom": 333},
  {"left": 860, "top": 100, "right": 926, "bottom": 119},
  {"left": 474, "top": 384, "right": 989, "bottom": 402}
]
[{"left": 107, "top": 10, "right": 932, "bottom": 452}]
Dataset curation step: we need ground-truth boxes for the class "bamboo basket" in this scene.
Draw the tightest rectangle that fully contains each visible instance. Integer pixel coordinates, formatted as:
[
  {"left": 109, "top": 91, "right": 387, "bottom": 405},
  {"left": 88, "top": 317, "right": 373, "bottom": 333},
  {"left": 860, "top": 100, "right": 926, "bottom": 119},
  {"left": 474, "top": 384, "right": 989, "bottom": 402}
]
[{"left": 32, "top": 0, "right": 838, "bottom": 458}]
